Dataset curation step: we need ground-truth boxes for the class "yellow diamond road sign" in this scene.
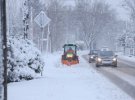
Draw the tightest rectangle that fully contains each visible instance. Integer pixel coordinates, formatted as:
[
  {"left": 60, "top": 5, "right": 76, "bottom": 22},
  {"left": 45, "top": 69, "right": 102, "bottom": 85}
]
[{"left": 34, "top": 11, "right": 51, "bottom": 28}]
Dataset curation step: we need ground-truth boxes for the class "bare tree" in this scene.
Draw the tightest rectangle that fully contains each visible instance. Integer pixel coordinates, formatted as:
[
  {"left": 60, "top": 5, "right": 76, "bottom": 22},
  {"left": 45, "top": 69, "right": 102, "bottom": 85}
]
[
  {"left": 75, "top": 0, "right": 116, "bottom": 50},
  {"left": 124, "top": 0, "right": 135, "bottom": 24},
  {"left": 46, "top": 0, "right": 67, "bottom": 52},
  {"left": 123, "top": 0, "right": 135, "bottom": 55}
]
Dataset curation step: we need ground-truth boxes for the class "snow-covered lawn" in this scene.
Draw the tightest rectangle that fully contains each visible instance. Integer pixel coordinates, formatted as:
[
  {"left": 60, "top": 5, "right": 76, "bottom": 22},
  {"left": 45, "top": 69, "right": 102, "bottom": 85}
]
[
  {"left": 8, "top": 51, "right": 133, "bottom": 100},
  {"left": 117, "top": 52, "right": 135, "bottom": 63}
]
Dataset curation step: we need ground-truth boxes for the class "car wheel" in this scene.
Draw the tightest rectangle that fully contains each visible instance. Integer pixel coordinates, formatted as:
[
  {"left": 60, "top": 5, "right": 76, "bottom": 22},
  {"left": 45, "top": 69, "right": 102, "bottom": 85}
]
[
  {"left": 96, "top": 64, "right": 99, "bottom": 67},
  {"left": 114, "top": 64, "right": 117, "bottom": 67},
  {"left": 89, "top": 59, "right": 92, "bottom": 63}
]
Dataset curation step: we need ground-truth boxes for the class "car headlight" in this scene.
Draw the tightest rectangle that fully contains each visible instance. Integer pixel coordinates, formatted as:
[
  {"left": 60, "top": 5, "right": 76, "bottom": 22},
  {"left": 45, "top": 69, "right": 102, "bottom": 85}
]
[
  {"left": 113, "top": 58, "right": 117, "bottom": 61},
  {"left": 91, "top": 56, "right": 94, "bottom": 59},
  {"left": 97, "top": 58, "right": 102, "bottom": 62}
]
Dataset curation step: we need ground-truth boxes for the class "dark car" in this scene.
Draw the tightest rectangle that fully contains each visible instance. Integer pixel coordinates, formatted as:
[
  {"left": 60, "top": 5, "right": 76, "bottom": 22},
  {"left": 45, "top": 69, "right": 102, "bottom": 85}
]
[
  {"left": 88, "top": 50, "right": 99, "bottom": 63},
  {"left": 95, "top": 50, "right": 117, "bottom": 67}
]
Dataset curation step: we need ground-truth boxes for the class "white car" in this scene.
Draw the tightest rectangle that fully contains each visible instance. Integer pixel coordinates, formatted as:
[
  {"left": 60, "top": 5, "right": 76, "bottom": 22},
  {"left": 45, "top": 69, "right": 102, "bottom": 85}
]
[{"left": 101, "top": 47, "right": 109, "bottom": 51}]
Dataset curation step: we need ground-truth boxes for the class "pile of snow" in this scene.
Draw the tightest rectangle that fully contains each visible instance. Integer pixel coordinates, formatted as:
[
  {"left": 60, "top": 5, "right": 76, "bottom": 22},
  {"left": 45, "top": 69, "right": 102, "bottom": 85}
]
[{"left": 7, "top": 37, "right": 45, "bottom": 82}]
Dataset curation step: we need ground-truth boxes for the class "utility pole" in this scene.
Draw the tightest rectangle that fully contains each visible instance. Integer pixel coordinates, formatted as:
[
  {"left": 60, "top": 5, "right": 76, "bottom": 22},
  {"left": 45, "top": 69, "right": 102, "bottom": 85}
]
[
  {"left": 1, "top": 0, "right": 8, "bottom": 100},
  {"left": 0, "top": 0, "right": 3, "bottom": 99}
]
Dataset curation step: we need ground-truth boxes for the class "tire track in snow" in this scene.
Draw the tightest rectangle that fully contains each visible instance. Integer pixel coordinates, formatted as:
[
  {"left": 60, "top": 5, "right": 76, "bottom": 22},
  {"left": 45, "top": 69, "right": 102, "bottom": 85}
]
[
  {"left": 116, "top": 59, "right": 135, "bottom": 77},
  {"left": 99, "top": 68, "right": 135, "bottom": 99}
]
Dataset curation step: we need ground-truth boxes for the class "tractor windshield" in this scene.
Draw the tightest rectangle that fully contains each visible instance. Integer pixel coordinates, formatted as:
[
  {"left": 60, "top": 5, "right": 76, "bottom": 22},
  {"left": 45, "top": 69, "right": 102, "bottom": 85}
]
[{"left": 65, "top": 46, "right": 76, "bottom": 53}]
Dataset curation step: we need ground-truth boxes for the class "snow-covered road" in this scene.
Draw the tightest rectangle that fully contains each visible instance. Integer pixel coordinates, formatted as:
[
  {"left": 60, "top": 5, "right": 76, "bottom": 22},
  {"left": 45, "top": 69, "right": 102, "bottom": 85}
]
[{"left": 8, "top": 51, "right": 133, "bottom": 100}]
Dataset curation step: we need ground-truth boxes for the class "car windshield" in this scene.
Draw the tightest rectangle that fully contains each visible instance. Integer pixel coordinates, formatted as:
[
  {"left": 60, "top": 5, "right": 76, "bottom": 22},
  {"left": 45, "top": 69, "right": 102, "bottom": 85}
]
[
  {"left": 99, "top": 51, "right": 114, "bottom": 57},
  {"left": 91, "top": 50, "right": 98, "bottom": 55}
]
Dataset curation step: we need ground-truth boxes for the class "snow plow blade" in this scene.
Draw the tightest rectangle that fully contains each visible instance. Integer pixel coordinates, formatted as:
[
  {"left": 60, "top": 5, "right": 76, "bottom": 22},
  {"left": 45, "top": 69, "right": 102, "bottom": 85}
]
[{"left": 62, "top": 60, "right": 79, "bottom": 66}]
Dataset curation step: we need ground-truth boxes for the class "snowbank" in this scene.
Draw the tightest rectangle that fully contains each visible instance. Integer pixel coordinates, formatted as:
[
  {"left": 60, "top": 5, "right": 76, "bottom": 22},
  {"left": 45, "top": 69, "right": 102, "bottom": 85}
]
[{"left": 7, "top": 37, "right": 45, "bottom": 82}]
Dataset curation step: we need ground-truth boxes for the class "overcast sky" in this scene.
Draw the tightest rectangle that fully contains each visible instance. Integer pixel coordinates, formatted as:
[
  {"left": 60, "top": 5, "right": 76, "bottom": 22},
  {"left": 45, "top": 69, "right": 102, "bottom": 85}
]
[
  {"left": 64, "top": 0, "right": 129, "bottom": 21},
  {"left": 41, "top": 0, "right": 129, "bottom": 21},
  {"left": 105, "top": 0, "right": 129, "bottom": 20}
]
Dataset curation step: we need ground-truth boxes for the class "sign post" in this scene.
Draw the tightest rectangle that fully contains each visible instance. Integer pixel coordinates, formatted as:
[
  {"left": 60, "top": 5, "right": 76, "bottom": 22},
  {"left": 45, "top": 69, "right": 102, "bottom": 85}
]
[{"left": 34, "top": 11, "right": 51, "bottom": 52}]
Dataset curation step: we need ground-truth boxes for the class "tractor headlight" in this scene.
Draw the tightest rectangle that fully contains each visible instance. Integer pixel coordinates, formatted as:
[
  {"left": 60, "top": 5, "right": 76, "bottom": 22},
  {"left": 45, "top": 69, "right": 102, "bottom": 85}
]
[
  {"left": 66, "top": 54, "right": 73, "bottom": 58},
  {"left": 97, "top": 58, "right": 102, "bottom": 62},
  {"left": 113, "top": 58, "right": 117, "bottom": 61}
]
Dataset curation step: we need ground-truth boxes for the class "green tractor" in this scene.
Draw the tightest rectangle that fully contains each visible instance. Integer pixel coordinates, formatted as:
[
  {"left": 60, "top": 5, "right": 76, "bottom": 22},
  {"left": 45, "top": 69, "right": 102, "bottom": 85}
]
[{"left": 61, "top": 44, "right": 79, "bottom": 66}]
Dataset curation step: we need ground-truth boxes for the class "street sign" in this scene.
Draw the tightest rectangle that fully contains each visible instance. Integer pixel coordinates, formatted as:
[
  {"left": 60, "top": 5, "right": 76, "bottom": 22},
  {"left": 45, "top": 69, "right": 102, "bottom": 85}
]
[
  {"left": 34, "top": 11, "right": 51, "bottom": 28},
  {"left": 34, "top": 11, "right": 51, "bottom": 52}
]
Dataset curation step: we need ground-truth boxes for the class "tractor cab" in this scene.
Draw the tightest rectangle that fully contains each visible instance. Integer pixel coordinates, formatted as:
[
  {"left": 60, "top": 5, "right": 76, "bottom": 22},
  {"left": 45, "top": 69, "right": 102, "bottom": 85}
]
[
  {"left": 64, "top": 44, "right": 77, "bottom": 54},
  {"left": 62, "top": 44, "right": 79, "bottom": 66}
]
